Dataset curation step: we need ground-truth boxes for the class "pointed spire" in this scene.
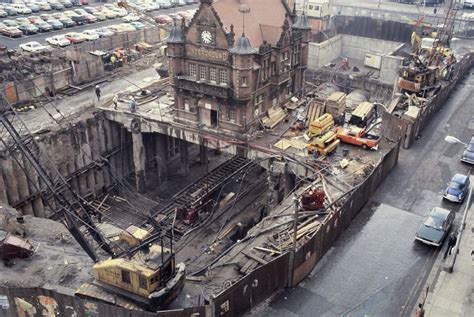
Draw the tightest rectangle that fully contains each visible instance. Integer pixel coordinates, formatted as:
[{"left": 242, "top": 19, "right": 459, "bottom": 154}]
[
  {"left": 293, "top": 13, "right": 311, "bottom": 30},
  {"left": 229, "top": 33, "right": 257, "bottom": 55},
  {"left": 167, "top": 20, "right": 184, "bottom": 44}
]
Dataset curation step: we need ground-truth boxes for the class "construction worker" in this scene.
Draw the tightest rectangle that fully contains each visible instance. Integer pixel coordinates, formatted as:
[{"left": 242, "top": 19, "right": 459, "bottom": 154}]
[
  {"left": 95, "top": 85, "right": 101, "bottom": 101},
  {"left": 129, "top": 97, "right": 137, "bottom": 113},
  {"left": 112, "top": 94, "right": 119, "bottom": 110},
  {"left": 340, "top": 57, "right": 349, "bottom": 71}
]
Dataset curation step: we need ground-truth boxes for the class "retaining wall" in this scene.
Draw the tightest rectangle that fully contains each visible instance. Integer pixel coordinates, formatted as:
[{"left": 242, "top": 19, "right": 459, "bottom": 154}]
[{"left": 0, "top": 140, "right": 401, "bottom": 317}]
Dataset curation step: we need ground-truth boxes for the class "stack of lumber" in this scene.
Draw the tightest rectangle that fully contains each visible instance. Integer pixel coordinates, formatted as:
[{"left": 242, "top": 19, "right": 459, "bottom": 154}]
[
  {"left": 306, "top": 98, "right": 326, "bottom": 126},
  {"left": 268, "top": 215, "right": 321, "bottom": 251},
  {"left": 262, "top": 107, "right": 287, "bottom": 129},
  {"left": 239, "top": 248, "right": 277, "bottom": 275},
  {"left": 325, "top": 92, "right": 346, "bottom": 118}
]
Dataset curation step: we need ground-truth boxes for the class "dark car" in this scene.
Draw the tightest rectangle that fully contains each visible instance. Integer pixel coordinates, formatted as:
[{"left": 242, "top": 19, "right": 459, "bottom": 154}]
[
  {"left": 461, "top": 136, "right": 474, "bottom": 165},
  {"left": 50, "top": 2, "right": 65, "bottom": 10},
  {"left": 59, "top": 17, "right": 76, "bottom": 27},
  {"left": 415, "top": 207, "right": 455, "bottom": 247},
  {"left": 443, "top": 173, "right": 470, "bottom": 203},
  {"left": 18, "top": 23, "right": 39, "bottom": 35},
  {"left": 36, "top": 22, "right": 53, "bottom": 32},
  {"left": 47, "top": 19, "right": 63, "bottom": 30}
]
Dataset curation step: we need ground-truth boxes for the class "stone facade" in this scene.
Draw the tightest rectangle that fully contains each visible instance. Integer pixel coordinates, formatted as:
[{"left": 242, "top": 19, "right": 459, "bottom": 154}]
[{"left": 167, "top": 0, "right": 310, "bottom": 135}]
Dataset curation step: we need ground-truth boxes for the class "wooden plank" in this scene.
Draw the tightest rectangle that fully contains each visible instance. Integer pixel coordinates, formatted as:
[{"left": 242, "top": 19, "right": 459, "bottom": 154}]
[{"left": 241, "top": 250, "right": 268, "bottom": 265}]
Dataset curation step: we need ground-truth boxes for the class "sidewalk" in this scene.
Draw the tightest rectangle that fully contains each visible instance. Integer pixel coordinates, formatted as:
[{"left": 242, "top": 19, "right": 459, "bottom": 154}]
[{"left": 423, "top": 203, "right": 474, "bottom": 316}]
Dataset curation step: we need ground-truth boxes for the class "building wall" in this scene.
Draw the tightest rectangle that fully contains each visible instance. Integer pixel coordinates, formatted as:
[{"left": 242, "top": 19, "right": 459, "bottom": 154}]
[{"left": 308, "top": 35, "right": 342, "bottom": 69}]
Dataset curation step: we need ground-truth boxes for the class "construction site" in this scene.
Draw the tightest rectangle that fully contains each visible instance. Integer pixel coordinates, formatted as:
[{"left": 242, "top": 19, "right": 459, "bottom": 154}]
[{"left": 0, "top": 0, "right": 473, "bottom": 316}]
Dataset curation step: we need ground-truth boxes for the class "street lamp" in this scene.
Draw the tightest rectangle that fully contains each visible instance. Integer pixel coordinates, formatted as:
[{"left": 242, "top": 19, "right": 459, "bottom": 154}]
[{"left": 444, "top": 135, "right": 467, "bottom": 146}]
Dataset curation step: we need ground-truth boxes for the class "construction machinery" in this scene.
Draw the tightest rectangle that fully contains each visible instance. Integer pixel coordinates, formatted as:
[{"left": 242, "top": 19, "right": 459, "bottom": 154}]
[
  {"left": 306, "top": 113, "right": 335, "bottom": 139},
  {"left": 307, "top": 130, "right": 340, "bottom": 156},
  {"left": 0, "top": 88, "right": 185, "bottom": 311},
  {"left": 399, "top": 0, "right": 459, "bottom": 94},
  {"left": 300, "top": 187, "right": 326, "bottom": 211}
]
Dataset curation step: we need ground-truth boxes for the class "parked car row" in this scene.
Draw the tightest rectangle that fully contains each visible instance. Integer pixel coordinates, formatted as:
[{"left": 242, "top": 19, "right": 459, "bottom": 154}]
[
  {"left": 154, "top": 9, "right": 196, "bottom": 24},
  {"left": 414, "top": 136, "right": 473, "bottom": 247},
  {"left": 42, "top": 22, "right": 146, "bottom": 47},
  {"left": 0, "top": 0, "right": 82, "bottom": 17}
]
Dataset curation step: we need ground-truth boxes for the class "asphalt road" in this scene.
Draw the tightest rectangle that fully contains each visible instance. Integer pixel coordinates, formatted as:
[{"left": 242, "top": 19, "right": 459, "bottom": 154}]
[
  {"left": 248, "top": 56, "right": 474, "bottom": 316},
  {"left": 0, "top": 3, "right": 198, "bottom": 49}
]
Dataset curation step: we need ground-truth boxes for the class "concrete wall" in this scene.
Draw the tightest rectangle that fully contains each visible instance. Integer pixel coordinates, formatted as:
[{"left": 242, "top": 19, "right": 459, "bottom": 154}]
[
  {"left": 308, "top": 35, "right": 342, "bottom": 69},
  {"left": 0, "top": 114, "right": 133, "bottom": 217},
  {"left": 340, "top": 35, "right": 401, "bottom": 61}
]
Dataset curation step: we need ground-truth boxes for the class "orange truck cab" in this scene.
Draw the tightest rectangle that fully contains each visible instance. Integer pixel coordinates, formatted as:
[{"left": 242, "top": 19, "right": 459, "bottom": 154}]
[{"left": 336, "top": 126, "right": 380, "bottom": 150}]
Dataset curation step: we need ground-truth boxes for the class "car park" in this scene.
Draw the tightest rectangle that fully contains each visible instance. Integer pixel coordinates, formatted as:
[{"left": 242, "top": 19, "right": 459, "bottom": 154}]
[
  {"left": 415, "top": 207, "right": 454, "bottom": 247},
  {"left": 64, "top": 31, "right": 86, "bottom": 43},
  {"left": 94, "top": 27, "right": 114, "bottom": 37},
  {"left": 129, "top": 21, "right": 145, "bottom": 30},
  {"left": 443, "top": 173, "right": 470, "bottom": 203},
  {"left": 46, "top": 34, "right": 71, "bottom": 46},
  {"left": 46, "top": 19, "right": 63, "bottom": 29},
  {"left": 461, "top": 136, "right": 474, "bottom": 165},
  {"left": 81, "top": 29, "right": 99, "bottom": 40},
  {"left": 36, "top": 21, "right": 53, "bottom": 32},
  {"left": 1, "top": 26, "right": 23, "bottom": 37},
  {"left": 19, "top": 41, "right": 51, "bottom": 52}
]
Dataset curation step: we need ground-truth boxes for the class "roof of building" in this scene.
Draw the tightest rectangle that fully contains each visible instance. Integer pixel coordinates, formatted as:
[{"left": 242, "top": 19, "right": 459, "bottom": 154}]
[
  {"left": 167, "top": 22, "right": 184, "bottom": 44},
  {"left": 213, "top": 0, "right": 291, "bottom": 47},
  {"left": 293, "top": 13, "right": 311, "bottom": 30},
  {"left": 229, "top": 33, "right": 258, "bottom": 55}
]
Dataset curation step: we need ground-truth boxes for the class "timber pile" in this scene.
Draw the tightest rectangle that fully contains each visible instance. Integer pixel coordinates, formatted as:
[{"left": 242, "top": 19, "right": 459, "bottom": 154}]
[
  {"left": 325, "top": 92, "right": 346, "bottom": 118},
  {"left": 238, "top": 248, "right": 276, "bottom": 275},
  {"left": 305, "top": 98, "right": 326, "bottom": 126},
  {"left": 268, "top": 215, "right": 322, "bottom": 251},
  {"left": 262, "top": 107, "right": 287, "bottom": 129}
]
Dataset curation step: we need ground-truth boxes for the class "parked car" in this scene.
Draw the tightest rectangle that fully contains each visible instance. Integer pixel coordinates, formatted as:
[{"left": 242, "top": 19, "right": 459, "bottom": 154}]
[
  {"left": 415, "top": 207, "right": 454, "bottom": 247},
  {"left": 39, "top": 13, "right": 53, "bottom": 20},
  {"left": 157, "top": 0, "right": 172, "bottom": 9},
  {"left": 1, "top": 26, "right": 23, "bottom": 37},
  {"left": 46, "top": 34, "right": 71, "bottom": 46},
  {"left": 64, "top": 10, "right": 86, "bottom": 24},
  {"left": 443, "top": 173, "right": 470, "bottom": 203},
  {"left": 461, "top": 136, "right": 474, "bottom": 165},
  {"left": 94, "top": 27, "right": 114, "bottom": 37},
  {"left": 58, "top": 0, "right": 73, "bottom": 7},
  {"left": 2, "top": 5, "right": 19, "bottom": 16},
  {"left": 81, "top": 29, "right": 99, "bottom": 40},
  {"left": 80, "top": 0, "right": 89, "bottom": 5},
  {"left": 83, "top": 6, "right": 97, "bottom": 14},
  {"left": 123, "top": 13, "right": 140, "bottom": 22},
  {"left": 11, "top": 4, "right": 32, "bottom": 14},
  {"left": 2, "top": 20, "right": 19, "bottom": 28},
  {"left": 0, "top": 23, "right": 7, "bottom": 32},
  {"left": 46, "top": 19, "right": 63, "bottom": 29},
  {"left": 0, "top": 9, "right": 9, "bottom": 18},
  {"left": 36, "top": 21, "right": 53, "bottom": 32},
  {"left": 33, "top": 1, "right": 52, "bottom": 11},
  {"left": 57, "top": 16, "right": 76, "bottom": 27},
  {"left": 27, "top": 16, "right": 43, "bottom": 24},
  {"left": 98, "top": 8, "right": 118, "bottom": 19},
  {"left": 118, "top": 23, "right": 136, "bottom": 32},
  {"left": 154, "top": 14, "right": 173, "bottom": 24},
  {"left": 27, "top": 3, "right": 41, "bottom": 12},
  {"left": 92, "top": 12, "right": 107, "bottom": 21},
  {"left": 74, "top": 9, "right": 97, "bottom": 23},
  {"left": 64, "top": 31, "right": 86, "bottom": 43},
  {"left": 129, "top": 21, "right": 145, "bottom": 30},
  {"left": 18, "top": 23, "right": 39, "bottom": 34},
  {"left": 19, "top": 41, "right": 51, "bottom": 52},
  {"left": 15, "top": 17, "right": 31, "bottom": 25},
  {"left": 47, "top": 0, "right": 64, "bottom": 10}
]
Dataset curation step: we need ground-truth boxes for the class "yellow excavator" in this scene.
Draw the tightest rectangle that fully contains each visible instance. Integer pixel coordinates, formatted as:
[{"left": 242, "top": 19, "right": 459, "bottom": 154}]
[{"left": 76, "top": 225, "right": 185, "bottom": 311}]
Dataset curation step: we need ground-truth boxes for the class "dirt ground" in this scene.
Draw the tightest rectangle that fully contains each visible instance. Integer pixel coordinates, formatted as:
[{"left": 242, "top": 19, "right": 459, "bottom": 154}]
[{"left": 0, "top": 205, "right": 94, "bottom": 290}]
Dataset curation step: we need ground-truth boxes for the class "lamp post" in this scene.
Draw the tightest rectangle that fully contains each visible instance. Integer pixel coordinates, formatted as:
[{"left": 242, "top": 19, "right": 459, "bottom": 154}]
[{"left": 444, "top": 135, "right": 468, "bottom": 146}]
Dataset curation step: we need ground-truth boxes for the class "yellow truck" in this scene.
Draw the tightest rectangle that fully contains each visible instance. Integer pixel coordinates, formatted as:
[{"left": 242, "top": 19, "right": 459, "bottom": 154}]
[
  {"left": 307, "top": 130, "right": 340, "bottom": 156},
  {"left": 306, "top": 113, "right": 335, "bottom": 138}
]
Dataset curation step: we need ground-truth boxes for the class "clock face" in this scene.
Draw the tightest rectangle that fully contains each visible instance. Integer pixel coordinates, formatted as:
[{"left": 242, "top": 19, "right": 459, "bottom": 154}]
[{"left": 201, "top": 30, "right": 213, "bottom": 44}]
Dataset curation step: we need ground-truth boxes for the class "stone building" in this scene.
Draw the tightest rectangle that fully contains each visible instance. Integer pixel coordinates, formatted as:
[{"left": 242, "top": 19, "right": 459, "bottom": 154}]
[{"left": 167, "top": 0, "right": 311, "bottom": 135}]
